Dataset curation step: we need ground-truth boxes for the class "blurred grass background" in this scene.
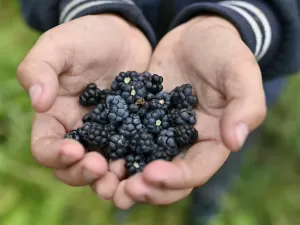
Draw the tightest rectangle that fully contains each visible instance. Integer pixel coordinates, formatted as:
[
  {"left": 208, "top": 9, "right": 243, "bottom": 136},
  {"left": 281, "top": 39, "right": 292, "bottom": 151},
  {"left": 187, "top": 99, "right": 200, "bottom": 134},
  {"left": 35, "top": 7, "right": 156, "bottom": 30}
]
[{"left": 1, "top": 1, "right": 300, "bottom": 225}]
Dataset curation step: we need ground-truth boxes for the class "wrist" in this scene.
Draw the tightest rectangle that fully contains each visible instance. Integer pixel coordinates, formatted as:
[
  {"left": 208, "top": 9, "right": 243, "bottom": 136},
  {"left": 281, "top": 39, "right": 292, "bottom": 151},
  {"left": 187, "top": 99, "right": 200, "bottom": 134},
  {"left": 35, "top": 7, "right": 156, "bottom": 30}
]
[{"left": 185, "top": 16, "right": 240, "bottom": 38}]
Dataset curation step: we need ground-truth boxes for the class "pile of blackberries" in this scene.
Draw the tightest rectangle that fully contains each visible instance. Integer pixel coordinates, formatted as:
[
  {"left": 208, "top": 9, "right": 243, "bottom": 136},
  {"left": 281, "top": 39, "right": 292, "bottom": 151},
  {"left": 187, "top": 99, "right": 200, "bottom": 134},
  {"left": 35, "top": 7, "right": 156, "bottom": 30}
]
[{"left": 65, "top": 71, "right": 198, "bottom": 176}]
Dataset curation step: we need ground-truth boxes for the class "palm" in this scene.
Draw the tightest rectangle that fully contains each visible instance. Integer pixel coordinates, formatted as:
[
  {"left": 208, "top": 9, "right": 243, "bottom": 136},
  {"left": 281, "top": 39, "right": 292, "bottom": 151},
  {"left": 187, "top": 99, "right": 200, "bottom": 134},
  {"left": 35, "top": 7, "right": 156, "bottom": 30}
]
[{"left": 21, "top": 15, "right": 152, "bottom": 188}]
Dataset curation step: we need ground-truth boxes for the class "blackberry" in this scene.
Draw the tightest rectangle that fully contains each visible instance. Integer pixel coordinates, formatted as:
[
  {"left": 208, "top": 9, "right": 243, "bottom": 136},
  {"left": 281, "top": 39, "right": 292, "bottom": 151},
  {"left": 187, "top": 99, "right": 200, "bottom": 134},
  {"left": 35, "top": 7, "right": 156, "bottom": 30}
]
[
  {"left": 125, "top": 154, "right": 148, "bottom": 176},
  {"left": 170, "top": 84, "right": 197, "bottom": 109},
  {"left": 157, "top": 128, "right": 179, "bottom": 157},
  {"left": 65, "top": 130, "right": 81, "bottom": 142},
  {"left": 147, "top": 146, "right": 172, "bottom": 162},
  {"left": 111, "top": 71, "right": 140, "bottom": 91},
  {"left": 175, "top": 124, "right": 198, "bottom": 148},
  {"left": 106, "top": 95, "right": 130, "bottom": 124},
  {"left": 118, "top": 114, "right": 145, "bottom": 138},
  {"left": 140, "top": 72, "right": 163, "bottom": 94},
  {"left": 120, "top": 81, "right": 148, "bottom": 105},
  {"left": 143, "top": 109, "right": 170, "bottom": 134},
  {"left": 168, "top": 108, "right": 197, "bottom": 126},
  {"left": 149, "top": 91, "right": 171, "bottom": 111},
  {"left": 130, "top": 131, "right": 157, "bottom": 155},
  {"left": 80, "top": 122, "right": 110, "bottom": 151},
  {"left": 128, "top": 101, "right": 150, "bottom": 117},
  {"left": 79, "top": 83, "right": 101, "bottom": 106},
  {"left": 108, "top": 134, "right": 129, "bottom": 160},
  {"left": 83, "top": 103, "right": 109, "bottom": 125},
  {"left": 82, "top": 114, "right": 91, "bottom": 123},
  {"left": 157, "top": 128, "right": 178, "bottom": 149},
  {"left": 99, "top": 89, "right": 116, "bottom": 104},
  {"left": 78, "top": 122, "right": 97, "bottom": 137}
]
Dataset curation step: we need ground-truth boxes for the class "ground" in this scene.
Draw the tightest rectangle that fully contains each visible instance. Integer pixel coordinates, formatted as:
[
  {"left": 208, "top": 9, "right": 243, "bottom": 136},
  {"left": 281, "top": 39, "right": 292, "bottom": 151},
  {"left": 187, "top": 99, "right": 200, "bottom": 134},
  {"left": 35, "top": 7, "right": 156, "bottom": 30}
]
[{"left": 1, "top": 1, "right": 300, "bottom": 225}]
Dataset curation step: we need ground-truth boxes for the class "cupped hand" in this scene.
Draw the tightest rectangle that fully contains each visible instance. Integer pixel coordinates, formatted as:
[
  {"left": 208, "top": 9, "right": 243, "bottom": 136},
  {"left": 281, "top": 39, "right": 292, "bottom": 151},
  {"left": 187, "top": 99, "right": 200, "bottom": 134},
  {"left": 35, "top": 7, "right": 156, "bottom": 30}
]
[
  {"left": 17, "top": 14, "right": 152, "bottom": 199},
  {"left": 113, "top": 16, "right": 267, "bottom": 208}
]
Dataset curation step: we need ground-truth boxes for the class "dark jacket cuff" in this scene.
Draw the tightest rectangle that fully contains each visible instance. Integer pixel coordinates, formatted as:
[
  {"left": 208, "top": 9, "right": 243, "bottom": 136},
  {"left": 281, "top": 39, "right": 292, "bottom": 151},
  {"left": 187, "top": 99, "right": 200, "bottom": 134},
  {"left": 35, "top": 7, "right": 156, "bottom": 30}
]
[
  {"left": 169, "top": 0, "right": 282, "bottom": 78},
  {"left": 59, "top": 0, "right": 157, "bottom": 48}
]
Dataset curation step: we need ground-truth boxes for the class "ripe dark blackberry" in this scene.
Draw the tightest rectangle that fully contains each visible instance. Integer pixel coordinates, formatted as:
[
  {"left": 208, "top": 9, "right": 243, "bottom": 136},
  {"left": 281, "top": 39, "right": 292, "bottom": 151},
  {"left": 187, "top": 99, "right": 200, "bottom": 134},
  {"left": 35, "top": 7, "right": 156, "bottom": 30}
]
[
  {"left": 170, "top": 84, "right": 197, "bottom": 109},
  {"left": 168, "top": 108, "right": 197, "bottom": 126},
  {"left": 175, "top": 124, "right": 198, "bottom": 148},
  {"left": 80, "top": 122, "right": 110, "bottom": 152},
  {"left": 83, "top": 103, "right": 109, "bottom": 125},
  {"left": 111, "top": 71, "right": 139, "bottom": 91},
  {"left": 140, "top": 72, "right": 163, "bottom": 94},
  {"left": 130, "top": 131, "right": 157, "bottom": 155},
  {"left": 108, "top": 134, "right": 129, "bottom": 160},
  {"left": 143, "top": 109, "right": 170, "bottom": 134},
  {"left": 148, "top": 146, "right": 172, "bottom": 162},
  {"left": 118, "top": 114, "right": 145, "bottom": 138},
  {"left": 79, "top": 83, "right": 101, "bottom": 106},
  {"left": 65, "top": 130, "right": 81, "bottom": 142},
  {"left": 149, "top": 91, "right": 171, "bottom": 111},
  {"left": 157, "top": 128, "right": 177, "bottom": 149},
  {"left": 106, "top": 95, "right": 129, "bottom": 124},
  {"left": 99, "top": 89, "right": 116, "bottom": 104},
  {"left": 125, "top": 154, "right": 148, "bottom": 176},
  {"left": 119, "top": 81, "right": 148, "bottom": 104}
]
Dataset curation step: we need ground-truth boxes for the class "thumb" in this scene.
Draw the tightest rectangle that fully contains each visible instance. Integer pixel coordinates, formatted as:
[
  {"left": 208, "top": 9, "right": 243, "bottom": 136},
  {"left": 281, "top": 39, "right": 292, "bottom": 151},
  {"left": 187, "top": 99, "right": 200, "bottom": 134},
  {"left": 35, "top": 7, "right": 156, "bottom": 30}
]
[
  {"left": 220, "top": 60, "right": 267, "bottom": 152},
  {"left": 17, "top": 33, "right": 67, "bottom": 112}
]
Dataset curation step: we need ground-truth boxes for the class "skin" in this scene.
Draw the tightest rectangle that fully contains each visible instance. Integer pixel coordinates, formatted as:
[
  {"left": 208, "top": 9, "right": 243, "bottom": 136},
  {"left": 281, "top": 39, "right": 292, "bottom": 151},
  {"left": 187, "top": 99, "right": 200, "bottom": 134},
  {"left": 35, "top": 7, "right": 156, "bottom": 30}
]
[
  {"left": 17, "top": 14, "right": 152, "bottom": 199},
  {"left": 17, "top": 14, "right": 266, "bottom": 207}
]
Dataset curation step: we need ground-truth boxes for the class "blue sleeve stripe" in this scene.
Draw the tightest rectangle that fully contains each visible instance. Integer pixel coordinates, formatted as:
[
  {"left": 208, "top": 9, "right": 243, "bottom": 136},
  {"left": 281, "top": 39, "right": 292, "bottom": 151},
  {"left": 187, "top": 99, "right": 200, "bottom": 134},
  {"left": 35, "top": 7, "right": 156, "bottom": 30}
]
[{"left": 219, "top": 1, "right": 272, "bottom": 61}]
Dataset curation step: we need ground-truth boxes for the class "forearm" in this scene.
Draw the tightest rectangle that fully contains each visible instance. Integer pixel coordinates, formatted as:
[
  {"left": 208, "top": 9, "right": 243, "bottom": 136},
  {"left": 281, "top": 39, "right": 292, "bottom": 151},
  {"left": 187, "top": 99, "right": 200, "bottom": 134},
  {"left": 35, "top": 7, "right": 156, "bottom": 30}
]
[{"left": 20, "top": 0, "right": 156, "bottom": 48}]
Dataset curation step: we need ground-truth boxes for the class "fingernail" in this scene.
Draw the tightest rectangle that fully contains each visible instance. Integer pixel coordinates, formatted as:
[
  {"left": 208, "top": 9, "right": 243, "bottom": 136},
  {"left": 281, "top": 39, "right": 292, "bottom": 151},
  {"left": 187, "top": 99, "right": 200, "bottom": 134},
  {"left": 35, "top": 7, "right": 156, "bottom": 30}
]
[
  {"left": 83, "top": 170, "right": 98, "bottom": 183},
  {"left": 236, "top": 123, "right": 249, "bottom": 147},
  {"left": 29, "top": 84, "right": 42, "bottom": 106}
]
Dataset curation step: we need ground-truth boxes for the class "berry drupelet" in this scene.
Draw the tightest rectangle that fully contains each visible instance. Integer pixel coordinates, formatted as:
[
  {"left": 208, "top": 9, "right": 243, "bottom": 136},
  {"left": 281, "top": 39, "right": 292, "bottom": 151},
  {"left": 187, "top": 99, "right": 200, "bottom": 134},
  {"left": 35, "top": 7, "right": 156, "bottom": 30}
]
[
  {"left": 140, "top": 72, "right": 163, "bottom": 94},
  {"left": 79, "top": 83, "right": 101, "bottom": 106},
  {"left": 168, "top": 108, "right": 197, "bottom": 126},
  {"left": 149, "top": 91, "right": 171, "bottom": 111},
  {"left": 84, "top": 103, "right": 109, "bottom": 125},
  {"left": 111, "top": 71, "right": 140, "bottom": 92},
  {"left": 170, "top": 84, "right": 197, "bottom": 109},
  {"left": 125, "top": 154, "right": 148, "bottom": 176},
  {"left": 175, "top": 124, "right": 198, "bottom": 148},
  {"left": 106, "top": 95, "right": 130, "bottom": 124},
  {"left": 65, "top": 130, "right": 81, "bottom": 142},
  {"left": 130, "top": 131, "right": 157, "bottom": 155},
  {"left": 143, "top": 109, "right": 170, "bottom": 134},
  {"left": 79, "top": 122, "right": 111, "bottom": 154},
  {"left": 108, "top": 134, "right": 129, "bottom": 160},
  {"left": 118, "top": 113, "right": 145, "bottom": 138}
]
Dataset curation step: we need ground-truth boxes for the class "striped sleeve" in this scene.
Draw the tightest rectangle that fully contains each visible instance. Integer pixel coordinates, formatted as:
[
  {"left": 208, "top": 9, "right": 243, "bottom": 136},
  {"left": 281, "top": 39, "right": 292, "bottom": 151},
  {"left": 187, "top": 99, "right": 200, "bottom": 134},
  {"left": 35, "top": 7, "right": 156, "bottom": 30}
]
[
  {"left": 169, "top": 0, "right": 281, "bottom": 68},
  {"left": 59, "top": 0, "right": 156, "bottom": 47}
]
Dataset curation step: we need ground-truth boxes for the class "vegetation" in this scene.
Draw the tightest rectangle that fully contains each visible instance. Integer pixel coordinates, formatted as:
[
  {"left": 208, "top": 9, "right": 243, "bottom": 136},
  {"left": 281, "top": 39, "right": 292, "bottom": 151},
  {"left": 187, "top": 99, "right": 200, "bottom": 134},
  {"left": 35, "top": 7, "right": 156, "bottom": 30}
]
[{"left": 1, "top": 1, "right": 299, "bottom": 224}]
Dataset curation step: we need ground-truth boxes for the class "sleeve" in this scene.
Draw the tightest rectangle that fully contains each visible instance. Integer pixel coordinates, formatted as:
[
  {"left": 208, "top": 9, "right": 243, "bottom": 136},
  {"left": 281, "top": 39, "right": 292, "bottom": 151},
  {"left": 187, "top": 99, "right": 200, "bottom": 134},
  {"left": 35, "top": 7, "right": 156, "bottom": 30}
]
[
  {"left": 169, "top": 0, "right": 300, "bottom": 81},
  {"left": 19, "top": 0, "right": 157, "bottom": 48}
]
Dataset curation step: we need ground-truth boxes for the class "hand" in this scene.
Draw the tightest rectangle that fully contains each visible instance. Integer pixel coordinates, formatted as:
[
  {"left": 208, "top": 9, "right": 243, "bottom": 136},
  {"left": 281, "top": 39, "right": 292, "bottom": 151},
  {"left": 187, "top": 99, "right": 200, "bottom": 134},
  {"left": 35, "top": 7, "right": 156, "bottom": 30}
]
[
  {"left": 113, "top": 16, "right": 267, "bottom": 208},
  {"left": 17, "top": 14, "right": 152, "bottom": 199}
]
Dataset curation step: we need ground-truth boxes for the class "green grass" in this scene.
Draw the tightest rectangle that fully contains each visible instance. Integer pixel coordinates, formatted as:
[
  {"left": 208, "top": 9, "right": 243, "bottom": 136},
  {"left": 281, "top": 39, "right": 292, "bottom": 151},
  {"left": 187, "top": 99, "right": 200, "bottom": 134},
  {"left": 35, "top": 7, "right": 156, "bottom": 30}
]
[{"left": 1, "top": 1, "right": 300, "bottom": 225}]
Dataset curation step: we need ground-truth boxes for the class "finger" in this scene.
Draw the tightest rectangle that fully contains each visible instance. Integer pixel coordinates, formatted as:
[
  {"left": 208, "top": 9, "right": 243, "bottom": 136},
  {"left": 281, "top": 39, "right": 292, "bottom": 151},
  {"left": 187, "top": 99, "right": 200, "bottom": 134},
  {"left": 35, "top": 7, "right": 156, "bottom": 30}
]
[
  {"left": 113, "top": 180, "right": 136, "bottom": 210},
  {"left": 143, "top": 141, "right": 230, "bottom": 189},
  {"left": 90, "top": 172, "right": 119, "bottom": 200},
  {"left": 124, "top": 173, "right": 192, "bottom": 205},
  {"left": 31, "top": 114, "right": 85, "bottom": 169},
  {"left": 220, "top": 58, "right": 267, "bottom": 151},
  {"left": 53, "top": 152, "right": 108, "bottom": 186},
  {"left": 17, "top": 32, "right": 68, "bottom": 112},
  {"left": 109, "top": 159, "right": 126, "bottom": 180}
]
